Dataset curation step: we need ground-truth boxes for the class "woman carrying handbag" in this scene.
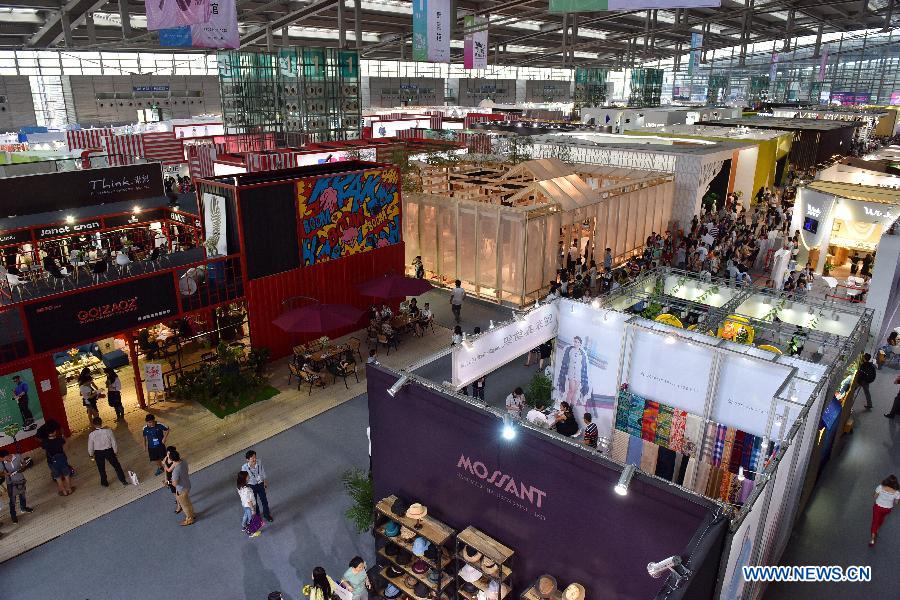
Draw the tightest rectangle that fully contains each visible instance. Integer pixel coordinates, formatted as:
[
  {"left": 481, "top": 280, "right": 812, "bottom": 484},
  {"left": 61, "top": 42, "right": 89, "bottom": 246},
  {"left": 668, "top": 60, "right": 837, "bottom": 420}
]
[{"left": 237, "top": 471, "right": 262, "bottom": 537}]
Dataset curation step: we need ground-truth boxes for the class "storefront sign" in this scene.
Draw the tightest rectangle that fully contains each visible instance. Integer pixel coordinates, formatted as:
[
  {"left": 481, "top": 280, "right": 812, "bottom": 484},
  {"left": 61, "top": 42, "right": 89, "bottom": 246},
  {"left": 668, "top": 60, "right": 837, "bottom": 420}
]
[
  {"left": 36, "top": 220, "right": 102, "bottom": 240},
  {"left": 24, "top": 273, "right": 179, "bottom": 353},
  {"left": 0, "top": 228, "right": 33, "bottom": 246},
  {"left": 0, "top": 368, "right": 44, "bottom": 445},
  {"left": 296, "top": 167, "right": 401, "bottom": 266},
  {"left": 168, "top": 210, "right": 200, "bottom": 226},
  {"left": 144, "top": 363, "right": 165, "bottom": 392},
  {"left": 201, "top": 192, "right": 228, "bottom": 257},
  {"left": 0, "top": 163, "right": 164, "bottom": 217},
  {"left": 105, "top": 208, "right": 163, "bottom": 229},
  {"left": 805, "top": 204, "right": 821, "bottom": 218},
  {"left": 453, "top": 303, "right": 557, "bottom": 389}
]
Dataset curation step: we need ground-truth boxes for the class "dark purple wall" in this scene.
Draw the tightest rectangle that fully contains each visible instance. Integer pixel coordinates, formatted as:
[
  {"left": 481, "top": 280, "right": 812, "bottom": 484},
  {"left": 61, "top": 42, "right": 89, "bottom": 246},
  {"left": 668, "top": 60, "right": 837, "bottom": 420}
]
[{"left": 367, "top": 366, "right": 720, "bottom": 600}]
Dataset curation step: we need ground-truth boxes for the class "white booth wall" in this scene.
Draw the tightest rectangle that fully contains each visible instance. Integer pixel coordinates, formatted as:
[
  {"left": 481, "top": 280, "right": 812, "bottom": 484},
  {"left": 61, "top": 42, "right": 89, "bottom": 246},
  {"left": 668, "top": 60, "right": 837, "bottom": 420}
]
[
  {"left": 817, "top": 163, "right": 900, "bottom": 187},
  {"left": 403, "top": 177, "right": 673, "bottom": 306}
]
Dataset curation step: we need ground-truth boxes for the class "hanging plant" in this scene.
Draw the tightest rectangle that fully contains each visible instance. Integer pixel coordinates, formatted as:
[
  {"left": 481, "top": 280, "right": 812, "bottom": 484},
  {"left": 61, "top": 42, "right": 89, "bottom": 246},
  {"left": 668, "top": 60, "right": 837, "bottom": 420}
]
[{"left": 695, "top": 285, "right": 720, "bottom": 305}]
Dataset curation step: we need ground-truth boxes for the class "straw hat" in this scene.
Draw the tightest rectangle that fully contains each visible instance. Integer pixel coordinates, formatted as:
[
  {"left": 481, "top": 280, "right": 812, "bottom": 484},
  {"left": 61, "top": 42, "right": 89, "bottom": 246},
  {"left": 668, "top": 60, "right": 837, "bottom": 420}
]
[
  {"left": 536, "top": 575, "right": 558, "bottom": 600},
  {"left": 406, "top": 503, "right": 428, "bottom": 520},
  {"left": 482, "top": 558, "right": 498, "bottom": 577},
  {"left": 462, "top": 545, "right": 483, "bottom": 563},
  {"left": 400, "top": 526, "right": 417, "bottom": 542},
  {"left": 562, "top": 583, "right": 585, "bottom": 600}
]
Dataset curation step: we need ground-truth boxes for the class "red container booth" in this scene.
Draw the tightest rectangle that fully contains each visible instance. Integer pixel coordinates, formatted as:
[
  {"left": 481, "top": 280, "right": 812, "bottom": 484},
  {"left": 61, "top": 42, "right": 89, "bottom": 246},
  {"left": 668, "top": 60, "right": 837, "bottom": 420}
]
[{"left": 195, "top": 160, "right": 403, "bottom": 359}]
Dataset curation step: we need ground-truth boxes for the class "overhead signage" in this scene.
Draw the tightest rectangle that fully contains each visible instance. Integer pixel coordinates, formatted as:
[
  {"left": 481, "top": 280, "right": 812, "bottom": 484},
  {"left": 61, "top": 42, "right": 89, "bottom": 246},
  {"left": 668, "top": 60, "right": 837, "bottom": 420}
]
[
  {"left": 689, "top": 32, "right": 702, "bottom": 74},
  {"left": 412, "top": 0, "right": 451, "bottom": 63},
  {"left": 24, "top": 273, "right": 179, "bottom": 353},
  {"left": 549, "top": 0, "right": 720, "bottom": 12},
  {"left": 133, "top": 85, "right": 171, "bottom": 92},
  {"left": 145, "top": 0, "right": 210, "bottom": 30},
  {"left": 464, "top": 15, "right": 488, "bottom": 70},
  {"left": 452, "top": 302, "right": 558, "bottom": 389},
  {"left": 191, "top": 0, "right": 239, "bottom": 49},
  {"left": 0, "top": 163, "right": 164, "bottom": 217},
  {"left": 159, "top": 27, "right": 192, "bottom": 47},
  {"left": 105, "top": 208, "right": 164, "bottom": 229},
  {"left": 0, "top": 228, "right": 33, "bottom": 246}
]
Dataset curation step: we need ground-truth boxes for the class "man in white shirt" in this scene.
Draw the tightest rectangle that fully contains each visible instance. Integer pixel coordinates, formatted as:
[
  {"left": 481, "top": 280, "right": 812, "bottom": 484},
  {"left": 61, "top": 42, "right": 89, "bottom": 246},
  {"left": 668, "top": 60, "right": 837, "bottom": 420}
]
[
  {"left": 450, "top": 280, "right": 465, "bottom": 324},
  {"left": 242, "top": 450, "right": 273, "bottom": 522},
  {"left": 87, "top": 417, "right": 128, "bottom": 487},
  {"left": 526, "top": 404, "right": 552, "bottom": 428}
]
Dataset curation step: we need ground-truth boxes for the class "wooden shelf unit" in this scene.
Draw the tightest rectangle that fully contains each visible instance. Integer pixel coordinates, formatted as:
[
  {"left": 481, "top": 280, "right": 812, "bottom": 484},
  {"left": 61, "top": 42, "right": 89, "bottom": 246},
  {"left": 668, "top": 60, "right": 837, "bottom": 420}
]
[
  {"left": 374, "top": 495, "right": 456, "bottom": 599},
  {"left": 455, "top": 526, "right": 515, "bottom": 600},
  {"left": 520, "top": 585, "right": 562, "bottom": 600}
]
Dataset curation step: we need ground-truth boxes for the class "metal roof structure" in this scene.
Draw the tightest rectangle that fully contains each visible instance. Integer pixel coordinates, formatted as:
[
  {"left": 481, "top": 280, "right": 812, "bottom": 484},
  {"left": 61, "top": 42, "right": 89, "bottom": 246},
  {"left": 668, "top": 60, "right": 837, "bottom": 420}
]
[{"left": 0, "top": 0, "right": 894, "bottom": 68}]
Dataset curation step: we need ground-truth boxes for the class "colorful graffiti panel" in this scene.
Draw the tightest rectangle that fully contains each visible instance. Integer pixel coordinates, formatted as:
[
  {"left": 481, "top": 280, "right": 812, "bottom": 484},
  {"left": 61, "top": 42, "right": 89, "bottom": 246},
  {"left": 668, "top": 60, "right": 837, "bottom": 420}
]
[{"left": 297, "top": 167, "right": 401, "bottom": 266}]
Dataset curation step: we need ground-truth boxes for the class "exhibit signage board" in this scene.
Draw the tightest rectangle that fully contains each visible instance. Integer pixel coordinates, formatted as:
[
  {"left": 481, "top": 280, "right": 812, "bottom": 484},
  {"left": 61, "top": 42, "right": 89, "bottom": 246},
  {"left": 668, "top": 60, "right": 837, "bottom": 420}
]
[
  {"left": 712, "top": 353, "right": 792, "bottom": 438},
  {"left": 551, "top": 299, "right": 629, "bottom": 440},
  {"left": 0, "top": 163, "right": 164, "bottom": 217},
  {"left": 24, "top": 273, "right": 179, "bottom": 353},
  {"left": 412, "top": 0, "right": 451, "bottom": 62},
  {"left": 201, "top": 192, "right": 228, "bottom": 257},
  {"left": 0, "top": 368, "right": 44, "bottom": 445},
  {"left": 452, "top": 302, "right": 557, "bottom": 389}
]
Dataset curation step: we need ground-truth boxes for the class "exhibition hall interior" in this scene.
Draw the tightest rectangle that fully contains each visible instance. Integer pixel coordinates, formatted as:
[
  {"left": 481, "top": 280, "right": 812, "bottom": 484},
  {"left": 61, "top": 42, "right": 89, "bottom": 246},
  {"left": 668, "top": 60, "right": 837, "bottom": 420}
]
[{"left": 0, "top": 0, "right": 899, "bottom": 598}]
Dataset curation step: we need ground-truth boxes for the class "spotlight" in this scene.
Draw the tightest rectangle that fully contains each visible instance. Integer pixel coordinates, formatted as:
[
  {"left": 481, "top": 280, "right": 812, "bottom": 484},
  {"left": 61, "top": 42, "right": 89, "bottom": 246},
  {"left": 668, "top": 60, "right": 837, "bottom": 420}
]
[
  {"left": 489, "top": 320, "right": 495, "bottom": 329},
  {"left": 614, "top": 464, "right": 635, "bottom": 496},
  {"left": 647, "top": 555, "right": 690, "bottom": 580},
  {"left": 591, "top": 298, "right": 600, "bottom": 309},
  {"left": 65, "top": 215, "right": 75, "bottom": 224},
  {"left": 664, "top": 335, "right": 676, "bottom": 345},
  {"left": 737, "top": 466, "right": 745, "bottom": 482},
  {"left": 133, "top": 205, "right": 141, "bottom": 214},
  {"left": 386, "top": 374, "right": 409, "bottom": 397},
  {"left": 502, "top": 415, "right": 516, "bottom": 440}
]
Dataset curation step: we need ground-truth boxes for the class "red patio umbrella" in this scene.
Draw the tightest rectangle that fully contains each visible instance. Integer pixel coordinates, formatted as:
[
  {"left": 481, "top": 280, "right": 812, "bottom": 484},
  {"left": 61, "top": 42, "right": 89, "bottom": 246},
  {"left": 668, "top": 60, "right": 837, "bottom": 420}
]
[
  {"left": 273, "top": 303, "right": 365, "bottom": 334},
  {"left": 355, "top": 274, "right": 433, "bottom": 299}
]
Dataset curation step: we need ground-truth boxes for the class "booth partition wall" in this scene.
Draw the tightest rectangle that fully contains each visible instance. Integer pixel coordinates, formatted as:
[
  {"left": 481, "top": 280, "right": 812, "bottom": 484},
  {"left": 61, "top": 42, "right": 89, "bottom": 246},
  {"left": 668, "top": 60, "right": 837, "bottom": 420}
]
[{"left": 403, "top": 161, "right": 674, "bottom": 306}]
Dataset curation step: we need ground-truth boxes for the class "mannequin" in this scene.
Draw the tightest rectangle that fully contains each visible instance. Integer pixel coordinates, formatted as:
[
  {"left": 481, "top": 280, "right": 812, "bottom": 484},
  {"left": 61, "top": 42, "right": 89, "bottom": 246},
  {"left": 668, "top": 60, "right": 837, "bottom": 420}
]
[{"left": 771, "top": 243, "right": 792, "bottom": 291}]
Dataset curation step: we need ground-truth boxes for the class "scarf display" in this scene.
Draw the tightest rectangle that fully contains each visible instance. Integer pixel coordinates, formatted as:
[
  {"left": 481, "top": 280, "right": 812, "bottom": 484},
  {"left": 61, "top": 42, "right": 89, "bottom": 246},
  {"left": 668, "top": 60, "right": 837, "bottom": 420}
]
[{"left": 611, "top": 389, "right": 768, "bottom": 504}]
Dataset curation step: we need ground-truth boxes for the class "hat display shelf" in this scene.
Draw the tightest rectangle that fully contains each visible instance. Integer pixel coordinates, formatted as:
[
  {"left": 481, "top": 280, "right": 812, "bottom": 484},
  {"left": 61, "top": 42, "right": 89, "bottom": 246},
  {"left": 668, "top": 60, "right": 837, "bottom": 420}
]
[
  {"left": 375, "top": 495, "right": 456, "bottom": 600},
  {"left": 454, "top": 526, "right": 514, "bottom": 600}
]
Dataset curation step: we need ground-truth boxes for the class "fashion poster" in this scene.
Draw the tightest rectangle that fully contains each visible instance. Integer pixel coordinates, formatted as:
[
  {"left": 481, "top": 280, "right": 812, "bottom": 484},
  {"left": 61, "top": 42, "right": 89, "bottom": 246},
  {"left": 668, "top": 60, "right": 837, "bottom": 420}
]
[
  {"left": 551, "top": 300, "right": 628, "bottom": 440},
  {"left": 296, "top": 167, "right": 401, "bottom": 266},
  {"left": 0, "top": 368, "right": 44, "bottom": 446}
]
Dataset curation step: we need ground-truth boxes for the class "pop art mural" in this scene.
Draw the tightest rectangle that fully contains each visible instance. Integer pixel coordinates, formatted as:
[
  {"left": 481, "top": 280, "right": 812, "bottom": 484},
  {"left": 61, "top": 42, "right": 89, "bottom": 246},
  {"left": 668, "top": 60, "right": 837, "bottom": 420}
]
[{"left": 297, "top": 167, "right": 401, "bottom": 265}]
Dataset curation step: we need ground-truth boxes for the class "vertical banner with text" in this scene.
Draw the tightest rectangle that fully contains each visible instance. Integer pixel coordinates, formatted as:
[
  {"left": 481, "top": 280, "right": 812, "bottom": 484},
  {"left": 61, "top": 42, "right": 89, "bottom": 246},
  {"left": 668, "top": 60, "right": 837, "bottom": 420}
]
[
  {"left": 464, "top": 15, "right": 488, "bottom": 69},
  {"left": 412, "top": 0, "right": 428, "bottom": 61},
  {"left": 688, "top": 31, "right": 702, "bottom": 75},
  {"left": 817, "top": 46, "right": 828, "bottom": 82},
  {"left": 146, "top": 0, "right": 210, "bottom": 30},
  {"left": 769, "top": 51, "right": 779, "bottom": 82},
  {"left": 427, "top": 0, "right": 451, "bottom": 62},
  {"left": 191, "top": 0, "right": 239, "bottom": 49}
]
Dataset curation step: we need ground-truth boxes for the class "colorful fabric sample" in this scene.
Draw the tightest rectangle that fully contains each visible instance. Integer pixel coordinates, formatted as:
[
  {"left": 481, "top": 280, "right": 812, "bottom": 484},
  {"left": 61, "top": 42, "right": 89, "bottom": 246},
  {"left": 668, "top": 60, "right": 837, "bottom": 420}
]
[
  {"left": 711, "top": 425, "right": 728, "bottom": 466},
  {"left": 720, "top": 427, "right": 736, "bottom": 470},
  {"left": 626, "top": 433, "right": 644, "bottom": 466},
  {"left": 700, "top": 422, "right": 718, "bottom": 463},
  {"left": 683, "top": 413, "right": 703, "bottom": 457},
  {"left": 655, "top": 404, "right": 674, "bottom": 447},
  {"left": 626, "top": 394, "right": 646, "bottom": 437},
  {"left": 641, "top": 401, "right": 660, "bottom": 442},
  {"left": 729, "top": 430, "right": 746, "bottom": 474},
  {"left": 669, "top": 409, "right": 688, "bottom": 452},
  {"left": 610, "top": 429, "right": 629, "bottom": 463}
]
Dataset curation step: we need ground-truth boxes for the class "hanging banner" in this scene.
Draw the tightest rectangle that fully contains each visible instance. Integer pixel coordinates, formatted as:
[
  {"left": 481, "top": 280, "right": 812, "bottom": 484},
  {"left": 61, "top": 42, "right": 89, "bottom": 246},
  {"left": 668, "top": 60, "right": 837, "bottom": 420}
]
[
  {"left": 817, "top": 46, "right": 828, "bottom": 82},
  {"left": 146, "top": 0, "right": 211, "bottom": 31},
  {"left": 159, "top": 26, "right": 192, "bottom": 47},
  {"left": 412, "top": 0, "right": 427, "bottom": 61},
  {"left": 464, "top": 15, "right": 488, "bottom": 70},
  {"left": 769, "top": 51, "right": 779, "bottom": 82},
  {"left": 191, "top": 0, "right": 239, "bottom": 49},
  {"left": 201, "top": 192, "right": 228, "bottom": 257},
  {"left": 428, "top": 0, "right": 451, "bottom": 63},
  {"left": 688, "top": 31, "right": 702, "bottom": 75},
  {"left": 549, "top": 0, "right": 720, "bottom": 12}
]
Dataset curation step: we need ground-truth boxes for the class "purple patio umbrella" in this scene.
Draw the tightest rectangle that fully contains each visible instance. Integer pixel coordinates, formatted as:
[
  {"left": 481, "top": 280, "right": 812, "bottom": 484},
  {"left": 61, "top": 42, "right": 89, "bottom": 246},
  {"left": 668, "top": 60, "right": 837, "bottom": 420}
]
[
  {"left": 355, "top": 274, "right": 433, "bottom": 299},
  {"left": 273, "top": 303, "right": 365, "bottom": 334}
]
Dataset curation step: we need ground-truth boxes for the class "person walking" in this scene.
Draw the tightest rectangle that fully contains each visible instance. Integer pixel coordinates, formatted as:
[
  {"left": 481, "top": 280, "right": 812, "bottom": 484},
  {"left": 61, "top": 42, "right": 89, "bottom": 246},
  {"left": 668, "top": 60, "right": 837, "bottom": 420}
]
[
  {"left": 87, "top": 417, "right": 128, "bottom": 487},
  {"left": 78, "top": 370, "right": 102, "bottom": 423},
  {"left": 242, "top": 450, "right": 273, "bottom": 523},
  {"left": 450, "top": 280, "right": 465, "bottom": 324},
  {"left": 341, "top": 557, "right": 371, "bottom": 600},
  {"left": 104, "top": 367, "right": 125, "bottom": 421},
  {"left": 40, "top": 423, "right": 74, "bottom": 496},
  {"left": 870, "top": 474, "right": 900, "bottom": 546},
  {"left": 142, "top": 414, "right": 170, "bottom": 476},
  {"left": 1, "top": 449, "right": 34, "bottom": 523},
  {"left": 162, "top": 445, "right": 179, "bottom": 512},
  {"left": 169, "top": 449, "right": 195, "bottom": 526},
  {"left": 883, "top": 375, "right": 900, "bottom": 419},
  {"left": 10, "top": 374, "right": 36, "bottom": 431},
  {"left": 304, "top": 567, "right": 338, "bottom": 600},
  {"left": 856, "top": 354, "right": 876, "bottom": 410},
  {"left": 237, "top": 471, "right": 259, "bottom": 536}
]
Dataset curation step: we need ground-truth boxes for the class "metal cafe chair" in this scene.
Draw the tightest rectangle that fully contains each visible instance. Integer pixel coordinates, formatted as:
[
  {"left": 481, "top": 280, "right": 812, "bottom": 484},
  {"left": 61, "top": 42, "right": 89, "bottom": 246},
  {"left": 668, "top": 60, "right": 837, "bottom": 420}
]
[
  {"left": 115, "top": 252, "right": 133, "bottom": 276},
  {"left": 91, "top": 259, "right": 110, "bottom": 284},
  {"left": 5, "top": 272, "right": 28, "bottom": 300},
  {"left": 48, "top": 266, "right": 71, "bottom": 291}
]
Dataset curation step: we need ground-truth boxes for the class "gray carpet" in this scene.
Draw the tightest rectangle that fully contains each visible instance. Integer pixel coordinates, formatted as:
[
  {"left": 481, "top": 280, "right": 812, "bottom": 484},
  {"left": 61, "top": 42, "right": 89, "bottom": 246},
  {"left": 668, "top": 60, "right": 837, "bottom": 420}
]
[
  {"left": 2, "top": 395, "right": 372, "bottom": 600},
  {"left": 765, "top": 305, "right": 900, "bottom": 598}
]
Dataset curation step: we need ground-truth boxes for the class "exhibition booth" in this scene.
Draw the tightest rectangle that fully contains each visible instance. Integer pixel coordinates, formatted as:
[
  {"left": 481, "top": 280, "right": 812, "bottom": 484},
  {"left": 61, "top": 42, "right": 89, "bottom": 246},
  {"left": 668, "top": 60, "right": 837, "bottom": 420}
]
[
  {"left": 370, "top": 267, "right": 869, "bottom": 599},
  {"left": 580, "top": 106, "right": 742, "bottom": 131},
  {"left": 402, "top": 158, "right": 674, "bottom": 305},
  {"left": 792, "top": 180, "right": 900, "bottom": 276},
  {"left": 510, "top": 133, "right": 751, "bottom": 226},
  {"left": 816, "top": 161, "right": 900, "bottom": 187},
  {"left": 626, "top": 124, "right": 794, "bottom": 201}
]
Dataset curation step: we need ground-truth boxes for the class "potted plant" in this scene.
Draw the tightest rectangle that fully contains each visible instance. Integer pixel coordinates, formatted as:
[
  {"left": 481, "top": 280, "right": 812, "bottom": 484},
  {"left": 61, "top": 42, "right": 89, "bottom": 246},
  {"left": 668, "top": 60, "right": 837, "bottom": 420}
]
[
  {"left": 341, "top": 468, "right": 374, "bottom": 533},
  {"left": 525, "top": 371, "right": 552, "bottom": 409},
  {"left": 823, "top": 258, "right": 833, "bottom": 276}
]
